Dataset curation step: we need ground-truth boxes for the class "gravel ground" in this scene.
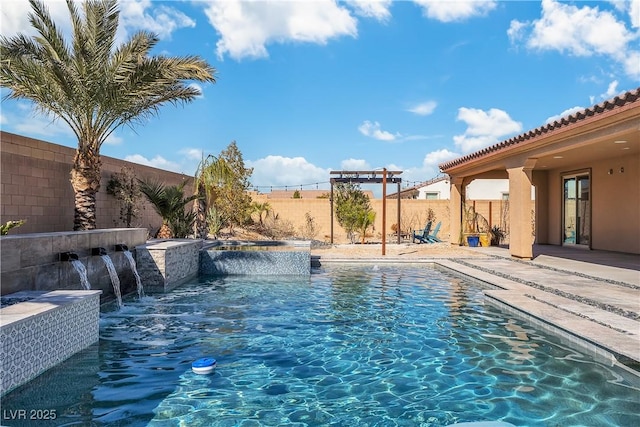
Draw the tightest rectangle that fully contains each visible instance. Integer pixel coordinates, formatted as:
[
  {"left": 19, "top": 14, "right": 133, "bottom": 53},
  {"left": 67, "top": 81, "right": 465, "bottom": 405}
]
[{"left": 310, "top": 241, "right": 487, "bottom": 259}]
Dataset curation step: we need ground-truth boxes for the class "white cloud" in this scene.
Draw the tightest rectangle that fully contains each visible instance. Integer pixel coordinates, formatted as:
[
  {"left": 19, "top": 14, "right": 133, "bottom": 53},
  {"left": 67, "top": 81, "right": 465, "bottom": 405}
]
[
  {"left": 187, "top": 83, "right": 205, "bottom": 98},
  {"left": 348, "top": 0, "right": 392, "bottom": 22},
  {"left": 407, "top": 101, "right": 437, "bottom": 116},
  {"left": 358, "top": 120, "right": 399, "bottom": 141},
  {"left": 398, "top": 149, "right": 460, "bottom": 184},
  {"left": 248, "top": 155, "right": 330, "bottom": 190},
  {"left": 453, "top": 107, "right": 522, "bottom": 153},
  {"left": 545, "top": 106, "right": 584, "bottom": 125},
  {"left": 180, "top": 148, "right": 205, "bottom": 161},
  {"left": 632, "top": 0, "right": 640, "bottom": 28},
  {"left": 119, "top": 0, "right": 195, "bottom": 40},
  {"left": 340, "top": 158, "right": 371, "bottom": 170},
  {"left": 124, "top": 154, "right": 182, "bottom": 172},
  {"left": 202, "top": 0, "right": 358, "bottom": 60},
  {"left": 104, "top": 134, "right": 123, "bottom": 146},
  {"left": 412, "top": 0, "right": 497, "bottom": 23},
  {"left": 0, "top": 0, "right": 195, "bottom": 42},
  {"left": 12, "top": 111, "right": 74, "bottom": 139},
  {"left": 0, "top": 0, "right": 72, "bottom": 37},
  {"left": 508, "top": 0, "right": 639, "bottom": 79}
]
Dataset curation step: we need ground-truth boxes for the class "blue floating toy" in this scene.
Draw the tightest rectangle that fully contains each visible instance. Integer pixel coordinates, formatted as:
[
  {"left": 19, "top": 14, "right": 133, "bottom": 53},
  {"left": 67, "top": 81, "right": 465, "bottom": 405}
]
[{"left": 192, "top": 357, "right": 216, "bottom": 375}]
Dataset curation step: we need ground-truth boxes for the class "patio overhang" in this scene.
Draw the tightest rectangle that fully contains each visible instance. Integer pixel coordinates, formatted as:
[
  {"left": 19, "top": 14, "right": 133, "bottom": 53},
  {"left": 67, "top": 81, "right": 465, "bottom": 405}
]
[{"left": 440, "top": 88, "right": 640, "bottom": 259}]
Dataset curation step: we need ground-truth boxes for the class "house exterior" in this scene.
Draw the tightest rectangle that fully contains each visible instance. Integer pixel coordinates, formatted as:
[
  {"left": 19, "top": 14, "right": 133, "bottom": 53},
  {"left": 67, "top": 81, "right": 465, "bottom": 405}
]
[
  {"left": 439, "top": 88, "right": 640, "bottom": 259},
  {"left": 391, "top": 176, "right": 515, "bottom": 200}
]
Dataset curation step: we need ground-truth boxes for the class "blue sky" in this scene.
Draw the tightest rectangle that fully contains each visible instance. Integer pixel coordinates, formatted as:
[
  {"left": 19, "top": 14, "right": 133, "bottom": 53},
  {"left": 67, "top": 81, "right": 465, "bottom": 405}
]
[{"left": 1, "top": 0, "right": 639, "bottom": 194}]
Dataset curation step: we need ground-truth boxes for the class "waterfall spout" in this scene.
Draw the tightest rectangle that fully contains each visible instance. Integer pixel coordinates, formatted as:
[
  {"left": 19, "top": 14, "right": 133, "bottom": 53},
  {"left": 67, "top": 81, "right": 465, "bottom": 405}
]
[
  {"left": 60, "top": 251, "right": 79, "bottom": 262},
  {"left": 115, "top": 244, "right": 129, "bottom": 252},
  {"left": 123, "top": 250, "right": 144, "bottom": 298},
  {"left": 100, "top": 255, "right": 123, "bottom": 308},
  {"left": 70, "top": 260, "right": 91, "bottom": 290},
  {"left": 91, "top": 247, "right": 108, "bottom": 256}
]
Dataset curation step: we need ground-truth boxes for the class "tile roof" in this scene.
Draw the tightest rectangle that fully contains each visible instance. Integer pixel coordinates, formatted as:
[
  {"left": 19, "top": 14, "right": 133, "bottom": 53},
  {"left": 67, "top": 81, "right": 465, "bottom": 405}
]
[{"left": 439, "top": 87, "right": 640, "bottom": 171}]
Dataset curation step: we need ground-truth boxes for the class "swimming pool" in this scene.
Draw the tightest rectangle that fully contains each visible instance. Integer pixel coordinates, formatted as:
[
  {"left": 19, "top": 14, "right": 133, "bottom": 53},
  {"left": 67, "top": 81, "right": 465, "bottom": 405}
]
[{"left": 2, "top": 264, "right": 639, "bottom": 426}]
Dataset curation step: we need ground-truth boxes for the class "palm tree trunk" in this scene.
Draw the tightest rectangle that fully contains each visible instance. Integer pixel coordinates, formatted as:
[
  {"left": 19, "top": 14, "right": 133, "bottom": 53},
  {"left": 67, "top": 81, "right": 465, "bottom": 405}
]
[{"left": 70, "top": 147, "right": 102, "bottom": 230}]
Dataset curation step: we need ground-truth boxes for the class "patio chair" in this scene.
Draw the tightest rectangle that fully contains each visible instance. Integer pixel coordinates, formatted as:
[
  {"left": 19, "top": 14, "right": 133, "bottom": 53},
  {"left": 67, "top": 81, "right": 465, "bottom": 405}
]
[
  {"left": 413, "top": 221, "right": 442, "bottom": 244},
  {"left": 425, "top": 221, "right": 442, "bottom": 243},
  {"left": 412, "top": 221, "right": 432, "bottom": 243}
]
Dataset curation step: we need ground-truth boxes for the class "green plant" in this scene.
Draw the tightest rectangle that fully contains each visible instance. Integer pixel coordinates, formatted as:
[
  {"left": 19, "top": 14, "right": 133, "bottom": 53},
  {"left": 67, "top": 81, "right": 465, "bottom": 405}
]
[
  {"left": 263, "top": 212, "right": 295, "bottom": 239},
  {"left": 355, "top": 210, "right": 376, "bottom": 244},
  {"left": 490, "top": 225, "right": 506, "bottom": 246},
  {"left": 206, "top": 206, "right": 224, "bottom": 238},
  {"left": 211, "top": 142, "right": 254, "bottom": 234},
  {"left": 138, "top": 180, "right": 199, "bottom": 238},
  {"left": 299, "top": 212, "right": 318, "bottom": 240},
  {"left": 106, "top": 167, "right": 141, "bottom": 227},
  {"left": 0, "top": 0, "right": 215, "bottom": 231},
  {"left": 193, "top": 154, "right": 233, "bottom": 239},
  {"left": 250, "top": 201, "right": 272, "bottom": 227},
  {"left": 334, "top": 181, "right": 374, "bottom": 243},
  {"left": 426, "top": 208, "right": 436, "bottom": 223},
  {"left": 293, "top": 190, "right": 301, "bottom": 199},
  {"left": 1, "top": 220, "right": 25, "bottom": 235}
]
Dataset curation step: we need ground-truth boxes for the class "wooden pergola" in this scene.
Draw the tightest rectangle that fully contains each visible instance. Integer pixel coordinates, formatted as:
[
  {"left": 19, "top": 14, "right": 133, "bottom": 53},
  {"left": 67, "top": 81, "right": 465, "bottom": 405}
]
[{"left": 329, "top": 169, "right": 402, "bottom": 255}]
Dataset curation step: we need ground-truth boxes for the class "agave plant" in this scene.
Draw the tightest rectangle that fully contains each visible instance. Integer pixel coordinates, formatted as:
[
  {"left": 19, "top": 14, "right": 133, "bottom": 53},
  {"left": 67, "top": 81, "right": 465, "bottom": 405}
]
[{"left": 139, "top": 180, "right": 199, "bottom": 239}]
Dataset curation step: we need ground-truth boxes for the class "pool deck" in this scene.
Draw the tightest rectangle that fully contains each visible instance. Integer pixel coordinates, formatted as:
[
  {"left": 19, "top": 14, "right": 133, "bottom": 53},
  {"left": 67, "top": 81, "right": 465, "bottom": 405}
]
[{"left": 312, "top": 243, "right": 640, "bottom": 369}]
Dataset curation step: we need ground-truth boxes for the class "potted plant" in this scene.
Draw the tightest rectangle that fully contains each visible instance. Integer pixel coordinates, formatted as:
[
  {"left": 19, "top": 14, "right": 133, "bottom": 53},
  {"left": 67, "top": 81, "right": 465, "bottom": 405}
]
[
  {"left": 461, "top": 205, "right": 480, "bottom": 246},
  {"left": 490, "top": 225, "right": 506, "bottom": 246}
]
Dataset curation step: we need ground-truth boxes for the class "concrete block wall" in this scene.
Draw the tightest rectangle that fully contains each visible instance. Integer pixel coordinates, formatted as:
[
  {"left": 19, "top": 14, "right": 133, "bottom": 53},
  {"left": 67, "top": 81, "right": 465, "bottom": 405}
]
[
  {"left": 250, "top": 195, "right": 516, "bottom": 244},
  {"left": 1, "top": 131, "right": 190, "bottom": 235}
]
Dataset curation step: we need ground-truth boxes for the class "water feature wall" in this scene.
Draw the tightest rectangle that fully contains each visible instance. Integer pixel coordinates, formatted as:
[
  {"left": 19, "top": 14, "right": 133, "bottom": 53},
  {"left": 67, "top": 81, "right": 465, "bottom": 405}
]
[
  {"left": 136, "top": 239, "right": 203, "bottom": 293},
  {"left": 0, "top": 290, "right": 102, "bottom": 396},
  {"left": 0, "top": 228, "right": 147, "bottom": 302},
  {"left": 200, "top": 240, "right": 311, "bottom": 276}
]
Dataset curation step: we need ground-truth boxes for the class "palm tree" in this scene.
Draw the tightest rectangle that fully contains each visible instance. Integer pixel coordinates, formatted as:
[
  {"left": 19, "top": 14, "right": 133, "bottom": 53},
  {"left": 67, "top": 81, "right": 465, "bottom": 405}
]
[
  {"left": 193, "top": 154, "right": 232, "bottom": 239},
  {"left": 0, "top": 0, "right": 216, "bottom": 230},
  {"left": 138, "top": 180, "right": 199, "bottom": 238}
]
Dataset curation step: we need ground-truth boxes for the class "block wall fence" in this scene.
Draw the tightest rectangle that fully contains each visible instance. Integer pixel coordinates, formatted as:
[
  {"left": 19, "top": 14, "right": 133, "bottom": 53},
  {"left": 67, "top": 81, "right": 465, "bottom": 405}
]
[
  {"left": 251, "top": 195, "right": 514, "bottom": 244},
  {"left": 1, "top": 131, "right": 189, "bottom": 235},
  {"left": 1, "top": 131, "right": 521, "bottom": 243}
]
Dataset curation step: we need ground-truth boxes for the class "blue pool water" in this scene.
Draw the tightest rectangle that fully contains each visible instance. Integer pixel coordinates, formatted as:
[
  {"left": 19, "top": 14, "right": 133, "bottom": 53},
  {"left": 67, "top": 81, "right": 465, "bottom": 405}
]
[{"left": 2, "top": 264, "right": 639, "bottom": 426}]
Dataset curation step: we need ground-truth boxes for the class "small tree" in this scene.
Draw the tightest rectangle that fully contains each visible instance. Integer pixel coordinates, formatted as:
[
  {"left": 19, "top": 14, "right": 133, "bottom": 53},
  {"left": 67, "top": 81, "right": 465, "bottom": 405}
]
[
  {"left": 355, "top": 210, "right": 376, "bottom": 244},
  {"left": 106, "top": 167, "right": 141, "bottom": 227},
  {"left": 212, "top": 141, "right": 253, "bottom": 233},
  {"left": 193, "top": 154, "right": 232, "bottom": 239},
  {"left": 299, "top": 212, "right": 318, "bottom": 240},
  {"left": 293, "top": 190, "right": 301, "bottom": 199},
  {"left": 334, "top": 181, "right": 374, "bottom": 243}
]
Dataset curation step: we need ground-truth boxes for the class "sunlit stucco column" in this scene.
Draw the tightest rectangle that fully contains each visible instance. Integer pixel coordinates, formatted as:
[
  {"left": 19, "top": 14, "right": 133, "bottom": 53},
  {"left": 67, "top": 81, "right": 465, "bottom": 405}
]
[
  {"left": 507, "top": 162, "right": 536, "bottom": 259},
  {"left": 449, "top": 177, "right": 464, "bottom": 245}
]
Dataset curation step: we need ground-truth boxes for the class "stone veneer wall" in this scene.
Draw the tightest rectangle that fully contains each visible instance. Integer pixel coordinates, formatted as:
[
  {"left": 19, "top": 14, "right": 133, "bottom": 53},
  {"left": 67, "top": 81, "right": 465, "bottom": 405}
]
[
  {"left": 0, "top": 290, "right": 102, "bottom": 396},
  {"left": 136, "top": 239, "right": 202, "bottom": 293},
  {"left": 0, "top": 228, "right": 147, "bottom": 301},
  {"left": 200, "top": 241, "right": 311, "bottom": 275}
]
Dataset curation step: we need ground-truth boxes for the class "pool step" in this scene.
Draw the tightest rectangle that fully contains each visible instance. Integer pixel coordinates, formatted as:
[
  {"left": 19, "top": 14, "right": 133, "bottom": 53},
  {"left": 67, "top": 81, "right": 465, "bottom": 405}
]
[{"left": 484, "top": 289, "right": 640, "bottom": 365}]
